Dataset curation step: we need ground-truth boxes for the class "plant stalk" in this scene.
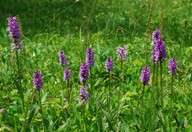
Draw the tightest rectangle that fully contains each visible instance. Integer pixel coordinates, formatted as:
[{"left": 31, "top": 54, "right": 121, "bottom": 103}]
[
  {"left": 156, "top": 63, "right": 159, "bottom": 107},
  {"left": 89, "top": 67, "right": 93, "bottom": 114},
  {"left": 38, "top": 90, "right": 44, "bottom": 130},
  {"left": 16, "top": 51, "right": 26, "bottom": 131},
  {"left": 61, "top": 67, "right": 65, "bottom": 106},
  {"left": 170, "top": 73, "right": 174, "bottom": 132},
  {"left": 83, "top": 104, "right": 86, "bottom": 132},
  {"left": 66, "top": 81, "right": 69, "bottom": 104},
  {"left": 171, "top": 74, "right": 174, "bottom": 108},
  {"left": 160, "top": 61, "right": 163, "bottom": 108},
  {"left": 16, "top": 51, "right": 24, "bottom": 111},
  {"left": 67, "top": 81, "right": 71, "bottom": 113},
  {"left": 116, "top": 61, "right": 123, "bottom": 130},
  {"left": 150, "top": 65, "right": 156, "bottom": 131},
  {"left": 142, "top": 84, "right": 145, "bottom": 131},
  {"left": 107, "top": 71, "right": 111, "bottom": 110}
]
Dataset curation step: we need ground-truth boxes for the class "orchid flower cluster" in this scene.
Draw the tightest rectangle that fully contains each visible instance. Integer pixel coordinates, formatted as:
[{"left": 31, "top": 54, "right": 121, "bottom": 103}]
[
  {"left": 151, "top": 29, "right": 167, "bottom": 65},
  {"left": 7, "top": 14, "right": 22, "bottom": 51}
]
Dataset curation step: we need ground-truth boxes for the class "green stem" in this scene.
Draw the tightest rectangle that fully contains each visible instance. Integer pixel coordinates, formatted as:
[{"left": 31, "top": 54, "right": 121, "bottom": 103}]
[
  {"left": 38, "top": 90, "right": 44, "bottom": 130},
  {"left": 171, "top": 74, "right": 173, "bottom": 109},
  {"left": 108, "top": 71, "right": 111, "bottom": 110},
  {"left": 61, "top": 68, "right": 65, "bottom": 106},
  {"left": 142, "top": 85, "right": 145, "bottom": 131},
  {"left": 170, "top": 73, "right": 174, "bottom": 131},
  {"left": 116, "top": 61, "right": 123, "bottom": 130},
  {"left": 69, "top": 81, "right": 72, "bottom": 112},
  {"left": 160, "top": 61, "right": 163, "bottom": 108},
  {"left": 89, "top": 67, "right": 93, "bottom": 114},
  {"left": 67, "top": 81, "right": 71, "bottom": 114},
  {"left": 66, "top": 81, "right": 69, "bottom": 104},
  {"left": 16, "top": 51, "right": 24, "bottom": 111},
  {"left": 150, "top": 65, "right": 156, "bottom": 131},
  {"left": 83, "top": 104, "right": 86, "bottom": 132},
  {"left": 16, "top": 51, "right": 25, "bottom": 131},
  {"left": 152, "top": 65, "right": 155, "bottom": 99},
  {"left": 156, "top": 64, "right": 159, "bottom": 107}
]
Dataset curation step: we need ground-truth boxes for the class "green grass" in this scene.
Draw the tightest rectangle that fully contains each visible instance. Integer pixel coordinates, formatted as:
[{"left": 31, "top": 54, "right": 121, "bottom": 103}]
[{"left": 0, "top": 0, "right": 192, "bottom": 131}]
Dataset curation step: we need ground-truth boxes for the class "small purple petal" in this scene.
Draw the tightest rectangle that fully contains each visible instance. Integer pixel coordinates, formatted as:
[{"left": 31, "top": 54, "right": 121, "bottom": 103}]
[
  {"left": 7, "top": 14, "right": 22, "bottom": 51},
  {"left": 116, "top": 45, "right": 128, "bottom": 62},
  {"left": 105, "top": 57, "right": 113, "bottom": 72},
  {"left": 152, "top": 29, "right": 161, "bottom": 42},
  {"left": 64, "top": 69, "right": 71, "bottom": 81},
  {"left": 32, "top": 69, "right": 43, "bottom": 90},
  {"left": 59, "top": 50, "right": 67, "bottom": 68},
  {"left": 86, "top": 47, "right": 94, "bottom": 67},
  {"left": 79, "top": 62, "right": 89, "bottom": 83},
  {"left": 78, "top": 86, "right": 89, "bottom": 103},
  {"left": 141, "top": 65, "right": 150, "bottom": 86},
  {"left": 168, "top": 57, "right": 177, "bottom": 76}
]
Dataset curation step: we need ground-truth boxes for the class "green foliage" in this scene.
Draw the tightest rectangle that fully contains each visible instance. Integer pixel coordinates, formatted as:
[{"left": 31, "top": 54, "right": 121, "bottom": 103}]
[{"left": 0, "top": 0, "right": 192, "bottom": 131}]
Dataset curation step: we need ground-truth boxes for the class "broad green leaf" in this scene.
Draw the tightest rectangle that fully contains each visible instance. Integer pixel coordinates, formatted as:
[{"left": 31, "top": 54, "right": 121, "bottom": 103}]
[
  {"left": 24, "top": 89, "right": 32, "bottom": 101},
  {"left": 41, "top": 92, "right": 48, "bottom": 104}
]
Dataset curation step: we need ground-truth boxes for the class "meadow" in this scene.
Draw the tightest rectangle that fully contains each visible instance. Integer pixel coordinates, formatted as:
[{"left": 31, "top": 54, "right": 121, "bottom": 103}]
[{"left": 0, "top": 0, "right": 192, "bottom": 131}]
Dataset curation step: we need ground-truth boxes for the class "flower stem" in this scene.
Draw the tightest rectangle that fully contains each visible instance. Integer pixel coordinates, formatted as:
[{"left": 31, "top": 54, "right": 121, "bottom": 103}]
[
  {"left": 107, "top": 71, "right": 111, "bottom": 110},
  {"left": 38, "top": 90, "right": 44, "bottom": 130},
  {"left": 16, "top": 51, "right": 24, "bottom": 111},
  {"left": 16, "top": 51, "right": 25, "bottom": 131},
  {"left": 171, "top": 73, "right": 174, "bottom": 109},
  {"left": 160, "top": 61, "right": 163, "bottom": 108},
  {"left": 150, "top": 65, "right": 156, "bottom": 131},
  {"left": 61, "top": 67, "right": 65, "bottom": 106},
  {"left": 141, "top": 84, "right": 145, "bottom": 131},
  {"left": 82, "top": 104, "right": 86, "bottom": 132},
  {"left": 67, "top": 81, "right": 71, "bottom": 113},
  {"left": 89, "top": 67, "right": 93, "bottom": 114},
  {"left": 152, "top": 65, "right": 155, "bottom": 99},
  {"left": 156, "top": 64, "right": 159, "bottom": 107},
  {"left": 116, "top": 61, "right": 123, "bottom": 130},
  {"left": 170, "top": 73, "right": 174, "bottom": 130},
  {"left": 66, "top": 81, "right": 69, "bottom": 104}
]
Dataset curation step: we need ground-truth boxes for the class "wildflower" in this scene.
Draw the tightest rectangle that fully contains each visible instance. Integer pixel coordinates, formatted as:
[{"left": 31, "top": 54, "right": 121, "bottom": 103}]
[
  {"left": 78, "top": 86, "right": 89, "bottom": 103},
  {"left": 152, "top": 29, "right": 161, "bottom": 42},
  {"left": 79, "top": 62, "right": 89, "bottom": 83},
  {"left": 59, "top": 50, "right": 67, "bottom": 68},
  {"left": 152, "top": 38, "right": 166, "bottom": 65},
  {"left": 105, "top": 57, "right": 113, "bottom": 72},
  {"left": 141, "top": 65, "right": 150, "bottom": 86},
  {"left": 32, "top": 69, "right": 43, "bottom": 90},
  {"left": 117, "top": 45, "right": 128, "bottom": 62},
  {"left": 86, "top": 47, "right": 94, "bottom": 67},
  {"left": 151, "top": 50, "right": 159, "bottom": 65},
  {"left": 157, "top": 38, "right": 167, "bottom": 62},
  {"left": 7, "top": 14, "right": 22, "bottom": 51},
  {"left": 168, "top": 57, "right": 177, "bottom": 76},
  {"left": 64, "top": 69, "right": 71, "bottom": 81}
]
